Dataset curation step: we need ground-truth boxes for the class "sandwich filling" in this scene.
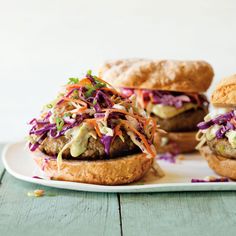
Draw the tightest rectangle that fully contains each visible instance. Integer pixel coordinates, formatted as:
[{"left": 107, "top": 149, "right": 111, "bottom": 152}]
[
  {"left": 28, "top": 71, "right": 157, "bottom": 167},
  {"left": 120, "top": 88, "right": 209, "bottom": 132},
  {"left": 196, "top": 109, "right": 236, "bottom": 159}
]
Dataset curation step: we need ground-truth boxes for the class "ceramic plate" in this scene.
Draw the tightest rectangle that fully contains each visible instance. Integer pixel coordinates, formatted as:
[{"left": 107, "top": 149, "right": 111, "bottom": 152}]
[{"left": 2, "top": 142, "right": 236, "bottom": 193}]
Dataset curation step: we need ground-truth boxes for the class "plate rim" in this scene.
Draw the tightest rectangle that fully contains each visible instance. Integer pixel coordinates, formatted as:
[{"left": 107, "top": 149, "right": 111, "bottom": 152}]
[{"left": 2, "top": 142, "right": 236, "bottom": 193}]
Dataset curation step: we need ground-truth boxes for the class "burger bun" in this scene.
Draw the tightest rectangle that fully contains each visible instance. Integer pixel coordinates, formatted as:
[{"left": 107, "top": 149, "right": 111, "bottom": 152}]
[
  {"left": 33, "top": 151, "right": 158, "bottom": 185},
  {"left": 155, "top": 131, "right": 198, "bottom": 153},
  {"left": 99, "top": 59, "right": 214, "bottom": 93},
  {"left": 199, "top": 146, "right": 236, "bottom": 180},
  {"left": 211, "top": 74, "right": 236, "bottom": 107}
]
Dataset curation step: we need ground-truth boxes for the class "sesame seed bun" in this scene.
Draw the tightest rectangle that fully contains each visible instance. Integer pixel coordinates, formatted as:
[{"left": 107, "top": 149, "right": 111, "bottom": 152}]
[{"left": 99, "top": 59, "right": 214, "bottom": 93}]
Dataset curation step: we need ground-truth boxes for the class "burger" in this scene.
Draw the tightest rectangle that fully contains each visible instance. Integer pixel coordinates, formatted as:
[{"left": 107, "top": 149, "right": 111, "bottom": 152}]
[
  {"left": 197, "top": 74, "right": 236, "bottom": 179},
  {"left": 99, "top": 59, "right": 214, "bottom": 153},
  {"left": 27, "top": 71, "right": 163, "bottom": 185}
]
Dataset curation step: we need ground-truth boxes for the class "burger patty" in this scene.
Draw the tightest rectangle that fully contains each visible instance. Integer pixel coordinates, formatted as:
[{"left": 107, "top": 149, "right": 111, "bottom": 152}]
[
  {"left": 39, "top": 133, "right": 139, "bottom": 160},
  {"left": 155, "top": 108, "right": 208, "bottom": 132},
  {"left": 207, "top": 138, "right": 236, "bottom": 159}
]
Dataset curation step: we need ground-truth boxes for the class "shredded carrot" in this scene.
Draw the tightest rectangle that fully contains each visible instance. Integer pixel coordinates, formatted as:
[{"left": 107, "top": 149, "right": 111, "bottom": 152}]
[
  {"left": 120, "top": 120, "right": 155, "bottom": 158},
  {"left": 114, "top": 124, "right": 122, "bottom": 137},
  {"left": 66, "top": 78, "right": 92, "bottom": 90},
  {"left": 144, "top": 117, "right": 156, "bottom": 139},
  {"left": 66, "top": 84, "right": 82, "bottom": 91},
  {"left": 102, "top": 108, "right": 146, "bottom": 122},
  {"left": 85, "top": 119, "right": 102, "bottom": 137},
  {"left": 60, "top": 97, "right": 88, "bottom": 107},
  {"left": 78, "top": 78, "right": 92, "bottom": 86},
  {"left": 136, "top": 89, "right": 147, "bottom": 109},
  {"left": 100, "top": 87, "right": 120, "bottom": 95},
  {"left": 111, "top": 124, "right": 123, "bottom": 144},
  {"left": 94, "top": 76, "right": 114, "bottom": 88},
  {"left": 70, "top": 106, "right": 87, "bottom": 114},
  {"left": 57, "top": 97, "right": 88, "bottom": 114}
]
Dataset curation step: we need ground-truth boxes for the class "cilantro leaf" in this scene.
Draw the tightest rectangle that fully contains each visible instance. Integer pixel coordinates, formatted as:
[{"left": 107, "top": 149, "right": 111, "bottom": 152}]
[
  {"left": 68, "top": 78, "right": 79, "bottom": 85},
  {"left": 85, "top": 86, "right": 95, "bottom": 98}
]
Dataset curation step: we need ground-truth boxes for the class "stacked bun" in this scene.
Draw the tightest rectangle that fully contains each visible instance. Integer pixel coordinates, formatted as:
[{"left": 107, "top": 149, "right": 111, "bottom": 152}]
[
  {"left": 197, "top": 74, "right": 236, "bottom": 179},
  {"left": 28, "top": 72, "right": 162, "bottom": 185},
  {"left": 99, "top": 59, "right": 214, "bottom": 153}
]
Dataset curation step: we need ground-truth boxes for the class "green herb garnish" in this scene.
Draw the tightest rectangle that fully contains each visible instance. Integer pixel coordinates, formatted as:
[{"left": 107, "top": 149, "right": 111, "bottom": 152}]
[
  {"left": 95, "top": 82, "right": 106, "bottom": 89},
  {"left": 46, "top": 104, "right": 53, "bottom": 109},
  {"left": 68, "top": 78, "right": 79, "bottom": 85},
  {"left": 85, "top": 86, "right": 95, "bottom": 98},
  {"left": 56, "top": 117, "right": 64, "bottom": 131},
  {"left": 72, "top": 89, "right": 79, "bottom": 99},
  {"left": 86, "top": 70, "right": 92, "bottom": 76},
  {"left": 64, "top": 113, "right": 72, "bottom": 117}
]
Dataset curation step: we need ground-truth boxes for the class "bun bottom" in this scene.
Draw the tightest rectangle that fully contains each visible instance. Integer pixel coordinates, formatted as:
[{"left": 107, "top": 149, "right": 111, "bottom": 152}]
[
  {"left": 33, "top": 151, "right": 155, "bottom": 185},
  {"left": 199, "top": 146, "right": 236, "bottom": 180},
  {"left": 155, "top": 131, "right": 198, "bottom": 153}
]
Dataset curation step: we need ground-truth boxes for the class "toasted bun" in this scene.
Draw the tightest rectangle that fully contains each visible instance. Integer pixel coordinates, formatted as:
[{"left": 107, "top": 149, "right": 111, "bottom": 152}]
[
  {"left": 199, "top": 146, "right": 236, "bottom": 180},
  {"left": 154, "top": 131, "right": 198, "bottom": 153},
  {"left": 211, "top": 74, "right": 236, "bottom": 107},
  {"left": 33, "top": 151, "right": 156, "bottom": 185},
  {"left": 99, "top": 59, "right": 214, "bottom": 92}
]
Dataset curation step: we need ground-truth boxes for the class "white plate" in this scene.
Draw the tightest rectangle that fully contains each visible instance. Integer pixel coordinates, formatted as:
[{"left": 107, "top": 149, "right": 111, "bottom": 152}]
[{"left": 2, "top": 142, "right": 236, "bottom": 193}]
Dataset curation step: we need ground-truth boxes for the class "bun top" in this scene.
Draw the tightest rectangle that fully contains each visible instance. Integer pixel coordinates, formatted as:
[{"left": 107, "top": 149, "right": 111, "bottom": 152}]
[
  {"left": 211, "top": 74, "right": 236, "bottom": 107},
  {"left": 99, "top": 59, "right": 214, "bottom": 92}
]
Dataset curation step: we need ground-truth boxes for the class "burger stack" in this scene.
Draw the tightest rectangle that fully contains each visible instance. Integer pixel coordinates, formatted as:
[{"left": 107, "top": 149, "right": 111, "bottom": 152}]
[
  {"left": 99, "top": 59, "right": 214, "bottom": 153},
  {"left": 197, "top": 75, "right": 236, "bottom": 179}
]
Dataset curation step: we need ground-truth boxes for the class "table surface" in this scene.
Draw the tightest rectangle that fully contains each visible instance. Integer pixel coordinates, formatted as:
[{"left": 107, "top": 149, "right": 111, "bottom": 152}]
[{"left": 1, "top": 144, "right": 236, "bottom": 236}]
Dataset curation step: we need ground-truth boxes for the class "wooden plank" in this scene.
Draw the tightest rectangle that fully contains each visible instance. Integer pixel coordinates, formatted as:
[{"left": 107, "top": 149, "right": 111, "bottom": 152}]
[
  {"left": 0, "top": 173, "right": 121, "bottom": 236},
  {"left": 120, "top": 192, "right": 236, "bottom": 236}
]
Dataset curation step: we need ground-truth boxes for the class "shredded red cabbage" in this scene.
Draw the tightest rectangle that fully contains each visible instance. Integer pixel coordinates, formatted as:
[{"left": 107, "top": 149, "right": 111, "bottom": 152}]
[
  {"left": 95, "top": 91, "right": 113, "bottom": 108},
  {"left": 86, "top": 72, "right": 96, "bottom": 85},
  {"left": 100, "top": 135, "right": 113, "bottom": 155},
  {"left": 157, "top": 152, "right": 177, "bottom": 163},
  {"left": 27, "top": 72, "right": 117, "bottom": 152},
  {"left": 63, "top": 116, "right": 76, "bottom": 125},
  {"left": 28, "top": 72, "right": 152, "bottom": 158},
  {"left": 32, "top": 176, "right": 43, "bottom": 179},
  {"left": 31, "top": 124, "right": 56, "bottom": 136},
  {"left": 121, "top": 88, "right": 206, "bottom": 108},
  {"left": 198, "top": 110, "right": 236, "bottom": 139},
  {"left": 29, "top": 133, "right": 47, "bottom": 151},
  {"left": 94, "top": 113, "right": 105, "bottom": 118},
  {"left": 191, "top": 177, "right": 229, "bottom": 183}
]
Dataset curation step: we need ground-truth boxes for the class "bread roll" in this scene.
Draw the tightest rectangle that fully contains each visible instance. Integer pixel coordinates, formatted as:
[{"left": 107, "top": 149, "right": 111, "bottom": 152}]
[
  {"left": 200, "top": 146, "right": 236, "bottom": 180},
  {"left": 99, "top": 59, "right": 214, "bottom": 92},
  {"left": 155, "top": 131, "right": 198, "bottom": 153},
  {"left": 33, "top": 151, "right": 157, "bottom": 185},
  {"left": 211, "top": 74, "right": 236, "bottom": 107}
]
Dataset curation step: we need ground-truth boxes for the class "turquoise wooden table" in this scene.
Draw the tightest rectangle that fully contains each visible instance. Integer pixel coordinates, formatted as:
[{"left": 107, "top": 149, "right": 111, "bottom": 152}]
[{"left": 1, "top": 144, "right": 236, "bottom": 236}]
